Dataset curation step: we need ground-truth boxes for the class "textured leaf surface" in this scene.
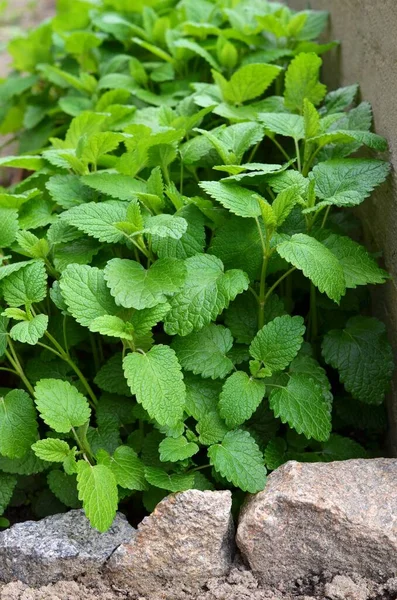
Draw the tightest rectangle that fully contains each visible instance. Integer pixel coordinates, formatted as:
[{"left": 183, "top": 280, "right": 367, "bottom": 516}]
[
  {"left": 34, "top": 379, "right": 91, "bottom": 433},
  {"left": 2, "top": 261, "right": 47, "bottom": 307},
  {"left": 32, "top": 438, "right": 72, "bottom": 463},
  {"left": 144, "top": 466, "right": 195, "bottom": 492},
  {"left": 312, "top": 159, "right": 390, "bottom": 208},
  {"left": 215, "top": 63, "right": 281, "bottom": 104},
  {"left": 60, "top": 264, "right": 117, "bottom": 327},
  {"left": 277, "top": 234, "right": 346, "bottom": 302},
  {"left": 184, "top": 374, "right": 221, "bottom": 421},
  {"left": 322, "top": 317, "right": 394, "bottom": 405},
  {"left": 320, "top": 233, "right": 388, "bottom": 289},
  {"left": 164, "top": 254, "right": 249, "bottom": 336},
  {"left": 48, "top": 470, "right": 81, "bottom": 508},
  {"left": 208, "top": 430, "right": 266, "bottom": 493},
  {"left": 199, "top": 181, "right": 261, "bottom": 218},
  {"left": 110, "top": 446, "right": 147, "bottom": 490},
  {"left": 159, "top": 436, "right": 199, "bottom": 462},
  {"left": 284, "top": 52, "right": 326, "bottom": 111},
  {"left": 10, "top": 314, "right": 48, "bottom": 345},
  {"left": 219, "top": 372, "right": 265, "bottom": 428},
  {"left": 172, "top": 324, "right": 234, "bottom": 379},
  {"left": 269, "top": 373, "right": 332, "bottom": 441},
  {"left": 152, "top": 205, "right": 206, "bottom": 259},
  {"left": 123, "top": 345, "right": 185, "bottom": 426},
  {"left": 77, "top": 461, "right": 118, "bottom": 532},
  {"left": 0, "top": 390, "right": 38, "bottom": 459},
  {"left": 104, "top": 258, "right": 186, "bottom": 309},
  {"left": 259, "top": 113, "right": 304, "bottom": 140},
  {"left": 250, "top": 315, "right": 305, "bottom": 372},
  {"left": 0, "top": 208, "right": 18, "bottom": 247},
  {"left": 61, "top": 201, "right": 127, "bottom": 243}
]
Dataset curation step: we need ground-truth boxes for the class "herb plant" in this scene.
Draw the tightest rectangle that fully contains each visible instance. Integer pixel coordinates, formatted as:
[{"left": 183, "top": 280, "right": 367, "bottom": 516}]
[{"left": 0, "top": 0, "right": 393, "bottom": 532}]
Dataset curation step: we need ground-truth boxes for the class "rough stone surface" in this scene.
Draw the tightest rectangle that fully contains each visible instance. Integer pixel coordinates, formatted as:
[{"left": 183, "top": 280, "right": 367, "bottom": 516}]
[
  {"left": 107, "top": 490, "right": 235, "bottom": 594},
  {"left": 286, "top": 0, "right": 397, "bottom": 456},
  {"left": 237, "top": 459, "right": 397, "bottom": 588},
  {"left": 0, "top": 509, "right": 134, "bottom": 586}
]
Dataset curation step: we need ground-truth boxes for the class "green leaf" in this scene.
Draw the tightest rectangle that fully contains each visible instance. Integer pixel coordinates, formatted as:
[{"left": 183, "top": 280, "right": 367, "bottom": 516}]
[
  {"left": 2, "top": 261, "right": 47, "bottom": 307},
  {"left": 323, "top": 84, "right": 358, "bottom": 114},
  {"left": 319, "top": 233, "right": 388, "bottom": 289},
  {"left": 311, "top": 159, "right": 390, "bottom": 208},
  {"left": 249, "top": 315, "right": 305, "bottom": 372},
  {"left": 0, "top": 208, "right": 18, "bottom": 247},
  {"left": 0, "top": 473, "right": 17, "bottom": 516},
  {"left": 219, "top": 372, "right": 265, "bottom": 428},
  {"left": 259, "top": 113, "right": 304, "bottom": 140},
  {"left": 303, "top": 98, "right": 320, "bottom": 139},
  {"left": 197, "top": 410, "right": 229, "bottom": 446},
  {"left": 159, "top": 436, "right": 199, "bottom": 462},
  {"left": 46, "top": 174, "right": 95, "bottom": 209},
  {"left": 0, "top": 316, "right": 9, "bottom": 358},
  {"left": 0, "top": 390, "right": 38, "bottom": 459},
  {"left": 319, "top": 434, "right": 367, "bottom": 462},
  {"left": 208, "top": 429, "right": 266, "bottom": 493},
  {"left": 144, "top": 466, "right": 195, "bottom": 492},
  {"left": 123, "top": 345, "right": 186, "bottom": 427},
  {"left": 61, "top": 201, "right": 127, "bottom": 243},
  {"left": 10, "top": 314, "right": 48, "bottom": 345},
  {"left": 184, "top": 373, "right": 221, "bottom": 421},
  {"left": 322, "top": 316, "right": 394, "bottom": 405},
  {"left": 104, "top": 257, "right": 186, "bottom": 310},
  {"left": 264, "top": 438, "right": 287, "bottom": 470},
  {"left": 89, "top": 315, "right": 133, "bottom": 340},
  {"left": 0, "top": 449, "right": 47, "bottom": 475},
  {"left": 94, "top": 354, "right": 131, "bottom": 396},
  {"left": 152, "top": 205, "right": 206, "bottom": 259},
  {"left": 60, "top": 264, "right": 117, "bottom": 327},
  {"left": 269, "top": 372, "right": 332, "bottom": 441},
  {"left": 81, "top": 173, "right": 145, "bottom": 200},
  {"left": 276, "top": 233, "right": 346, "bottom": 302},
  {"left": 164, "top": 254, "right": 249, "bottom": 336},
  {"left": 199, "top": 181, "right": 261, "bottom": 218},
  {"left": 77, "top": 461, "right": 118, "bottom": 532},
  {"left": 284, "top": 52, "right": 327, "bottom": 112},
  {"left": 34, "top": 379, "right": 91, "bottom": 434},
  {"left": 32, "top": 439, "right": 72, "bottom": 463},
  {"left": 143, "top": 214, "right": 188, "bottom": 240},
  {"left": 172, "top": 324, "right": 234, "bottom": 379},
  {"left": 48, "top": 470, "right": 81, "bottom": 509},
  {"left": 110, "top": 446, "right": 147, "bottom": 491},
  {"left": 213, "top": 63, "right": 281, "bottom": 104},
  {"left": 272, "top": 187, "right": 300, "bottom": 226}
]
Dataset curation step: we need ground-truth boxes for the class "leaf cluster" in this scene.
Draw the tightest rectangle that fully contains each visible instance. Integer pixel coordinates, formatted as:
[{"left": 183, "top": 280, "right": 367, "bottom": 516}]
[{"left": 0, "top": 0, "right": 392, "bottom": 532}]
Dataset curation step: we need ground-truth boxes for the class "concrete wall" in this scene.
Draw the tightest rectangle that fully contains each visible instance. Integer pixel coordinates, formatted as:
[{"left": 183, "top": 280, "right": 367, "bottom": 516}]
[{"left": 287, "top": 0, "right": 397, "bottom": 453}]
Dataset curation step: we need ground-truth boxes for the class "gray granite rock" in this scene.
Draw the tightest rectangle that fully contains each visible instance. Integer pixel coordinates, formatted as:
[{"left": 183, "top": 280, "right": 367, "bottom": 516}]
[
  {"left": 0, "top": 509, "right": 134, "bottom": 586},
  {"left": 237, "top": 459, "right": 397, "bottom": 588},
  {"left": 107, "top": 489, "right": 235, "bottom": 594}
]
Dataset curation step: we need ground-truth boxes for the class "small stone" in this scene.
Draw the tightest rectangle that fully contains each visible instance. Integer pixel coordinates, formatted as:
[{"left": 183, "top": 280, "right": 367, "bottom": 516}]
[
  {"left": 324, "top": 575, "right": 370, "bottom": 600},
  {"left": 107, "top": 490, "right": 235, "bottom": 594},
  {"left": 237, "top": 459, "right": 397, "bottom": 587},
  {"left": 0, "top": 509, "right": 134, "bottom": 586}
]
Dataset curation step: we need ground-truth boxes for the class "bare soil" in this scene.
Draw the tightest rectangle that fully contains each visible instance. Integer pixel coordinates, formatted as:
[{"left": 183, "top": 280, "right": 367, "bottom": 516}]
[{"left": 1, "top": 559, "right": 397, "bottom": 600}]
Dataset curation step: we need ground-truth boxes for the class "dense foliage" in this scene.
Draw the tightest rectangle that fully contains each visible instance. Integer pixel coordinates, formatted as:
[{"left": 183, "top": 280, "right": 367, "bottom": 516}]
[{"left": 0, "top": 0, "right": 393, "bottom": 532}]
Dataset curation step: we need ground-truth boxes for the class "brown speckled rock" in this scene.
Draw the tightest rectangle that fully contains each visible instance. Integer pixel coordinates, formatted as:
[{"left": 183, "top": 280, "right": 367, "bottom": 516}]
[
  {"left": 107, "top": 490, "right": 235, "bottom": 594},
  {"left": 237, "top": 459, "right": 397, "bottom": 588}
]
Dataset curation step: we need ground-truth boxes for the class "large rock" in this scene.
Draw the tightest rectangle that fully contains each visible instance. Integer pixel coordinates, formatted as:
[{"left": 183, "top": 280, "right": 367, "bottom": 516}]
[
  {"left": 107, "top": 489, "right": 235, "bottom": 594},
  {"left": 0, "top": 509, "right": 134, "bottom": 586},
  {"left": 237, "top": 459, "right": 397, "bottom": 587}
]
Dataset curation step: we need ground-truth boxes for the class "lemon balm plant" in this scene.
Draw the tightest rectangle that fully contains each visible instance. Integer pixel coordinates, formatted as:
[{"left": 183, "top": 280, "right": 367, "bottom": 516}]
[{"left": 0, "top": 0, "right": 393, "bottom": 532}]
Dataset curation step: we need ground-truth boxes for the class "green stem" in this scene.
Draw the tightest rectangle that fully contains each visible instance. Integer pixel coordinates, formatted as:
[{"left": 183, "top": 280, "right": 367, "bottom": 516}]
[
  {"left": 258, "top": 255, "right": 269, "bottom": 330},
  {"left": 321, "top": 205, "right": 331, "bottom": 229},
  {"left": 44, "top": 331, "right": 98, "bottom": 407},
  {"left": 0, "top": 366, "right": 19, "bottom": 376},
  {"left": 294, "top": 138, "right": 302, "bottom": 172},
  {"left": 264, "top": 267, "right": 296, "bottom": 302},
  {"left": 269, "top": 136, "right": 294, "bottom": 165},
  {"left": 247, "top": 141, "right": 261, "bottom": 164},
  {"left": 5, "top": 348, "right": 35, "bottom": 396},
  {"left": 188, "top": 464, "right": 211, "bottom": 473}
]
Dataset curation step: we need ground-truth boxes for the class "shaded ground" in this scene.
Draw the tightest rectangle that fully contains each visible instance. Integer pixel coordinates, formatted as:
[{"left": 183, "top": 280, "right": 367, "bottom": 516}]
[{"left": 1, "top": 561, "right": 397, "bottom": 600}]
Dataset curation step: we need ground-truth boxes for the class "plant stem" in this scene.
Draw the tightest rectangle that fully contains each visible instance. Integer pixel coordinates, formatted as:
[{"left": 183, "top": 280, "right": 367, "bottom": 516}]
[
  {"left": 5, "top": 348, "right": 35, "bottom": 396},
  {"left": 269, "top": 136, "right": 294, "bottom": 165},
  {"left": 264, "top": 267, "right": 296, "bottom": 302},
  {"left": 44, "top": 331, "right": 98, "bottom": 407},
  {"left": 321, "top": 205, "right": 331, "bottom": 229},
  {"left": 294, "top": 138, "right": 302, "bottom": 172},
  {"left": 247, "top": 141, "right": 261, "bottom": 163}
]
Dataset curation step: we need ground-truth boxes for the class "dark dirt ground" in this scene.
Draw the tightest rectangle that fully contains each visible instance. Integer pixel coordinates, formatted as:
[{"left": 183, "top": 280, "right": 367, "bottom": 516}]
[{"left": 1, "top": 558, "right": 397, "bottom": 600}]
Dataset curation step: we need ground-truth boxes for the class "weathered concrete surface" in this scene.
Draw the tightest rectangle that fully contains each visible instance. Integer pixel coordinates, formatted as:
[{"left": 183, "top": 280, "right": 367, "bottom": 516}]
[
  {"left": 0, "top": 510, "right": 134, "bottom": 586},
  {"left": 237, "top": 459, "right": 397, "bottom": 588},
  {"left": 107, "top": 490, "right": 235, "bottom": 595},
  {"left": 287, "top": 0, "right": 397, "bottom": 454}
]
